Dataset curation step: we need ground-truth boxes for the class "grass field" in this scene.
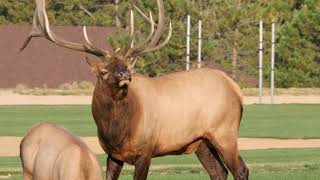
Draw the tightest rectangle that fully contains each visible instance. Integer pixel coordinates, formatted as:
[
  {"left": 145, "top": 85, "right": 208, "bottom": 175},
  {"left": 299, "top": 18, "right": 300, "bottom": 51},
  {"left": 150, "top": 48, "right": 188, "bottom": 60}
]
[
  {"left": 1, "top": 148, "right": 320, "bottom": 180},
  {"left": 239, "top": 104, "right": 320, "bottom": 138},
  {"left": 0, "top": 104, "right": 319, "bottom": 138}
]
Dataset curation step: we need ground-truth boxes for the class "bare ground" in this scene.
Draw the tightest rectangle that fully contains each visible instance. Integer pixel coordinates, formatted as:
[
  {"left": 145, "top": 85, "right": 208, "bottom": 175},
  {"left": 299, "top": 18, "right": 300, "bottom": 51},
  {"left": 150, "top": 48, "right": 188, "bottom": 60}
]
[
  {"left": 1, "top": 137, "right": 320, "bottom": 157},
  {"left": 0, "top": 93, "right": 320, "bottom": 105}
]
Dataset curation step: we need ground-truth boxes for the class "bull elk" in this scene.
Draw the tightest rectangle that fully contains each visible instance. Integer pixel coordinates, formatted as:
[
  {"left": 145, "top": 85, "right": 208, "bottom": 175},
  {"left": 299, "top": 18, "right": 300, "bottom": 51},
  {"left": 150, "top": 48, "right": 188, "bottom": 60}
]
[
  {"left": 21, "top": 0, "right": 249, "bottom": 179},
  {"left": 20, "top": 122, "right": 103, "bottom": 180}
]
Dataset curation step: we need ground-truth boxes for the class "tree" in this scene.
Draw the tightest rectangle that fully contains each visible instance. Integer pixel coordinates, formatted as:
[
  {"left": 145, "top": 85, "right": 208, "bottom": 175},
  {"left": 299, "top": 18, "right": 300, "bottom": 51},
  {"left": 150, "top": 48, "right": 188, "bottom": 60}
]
[{"left": 1, "top": 0, "right": 319, "bottom": 87}]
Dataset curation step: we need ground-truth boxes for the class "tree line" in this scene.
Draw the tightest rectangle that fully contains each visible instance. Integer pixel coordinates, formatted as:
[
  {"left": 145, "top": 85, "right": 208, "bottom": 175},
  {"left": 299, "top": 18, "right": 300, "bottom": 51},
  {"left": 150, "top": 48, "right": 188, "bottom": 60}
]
[{"left": 0, "top": 0, "right": 319, "bottom": 87}]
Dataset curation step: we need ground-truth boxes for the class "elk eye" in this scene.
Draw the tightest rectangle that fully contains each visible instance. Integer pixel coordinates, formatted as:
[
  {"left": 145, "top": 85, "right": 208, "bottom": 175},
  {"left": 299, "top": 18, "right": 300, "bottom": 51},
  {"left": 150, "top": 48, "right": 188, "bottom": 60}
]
[{"left": 100, "top": 69, "right": 108, "bottom": 75}]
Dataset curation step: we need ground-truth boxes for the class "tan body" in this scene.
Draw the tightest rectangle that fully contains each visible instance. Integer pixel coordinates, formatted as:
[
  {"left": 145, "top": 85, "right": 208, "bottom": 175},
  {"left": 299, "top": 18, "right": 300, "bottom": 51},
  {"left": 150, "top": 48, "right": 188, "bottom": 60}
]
[
  {"left": 142, "top": 68, "right": 242, "bottom": 156},
  {"left": 94, "top": 68, "right": 243, "bottom": 162},
  {"left": 20, "top": 123, "right": 103, "bottom": 180}
]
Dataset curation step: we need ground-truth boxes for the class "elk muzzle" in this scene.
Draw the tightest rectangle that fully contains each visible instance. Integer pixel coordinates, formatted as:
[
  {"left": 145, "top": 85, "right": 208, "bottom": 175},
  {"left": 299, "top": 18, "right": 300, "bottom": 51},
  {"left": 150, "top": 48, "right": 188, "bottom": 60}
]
[{"left": 118, "top": 71, "right": 131, "bottom": 88}]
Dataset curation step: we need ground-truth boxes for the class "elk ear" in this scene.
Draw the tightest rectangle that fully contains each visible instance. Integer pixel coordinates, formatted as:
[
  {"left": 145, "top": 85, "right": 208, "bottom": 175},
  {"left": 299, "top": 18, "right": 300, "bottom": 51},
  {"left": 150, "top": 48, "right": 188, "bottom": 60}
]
[{"left": 86, "top": 56, "right": 99, "bottom": 74}]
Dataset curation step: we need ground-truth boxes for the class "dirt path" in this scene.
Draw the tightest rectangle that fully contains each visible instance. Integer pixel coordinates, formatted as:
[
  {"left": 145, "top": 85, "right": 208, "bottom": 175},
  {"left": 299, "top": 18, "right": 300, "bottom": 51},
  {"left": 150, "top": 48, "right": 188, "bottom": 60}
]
[
  {"left": 0, "top": 93, "right": 320, "bottom": 105},
  {"left": 1, "top": 137, "right": 320, "bottom": 157},
  {"left": 0, "top": 94, "right": 92, "bottom": 105}
]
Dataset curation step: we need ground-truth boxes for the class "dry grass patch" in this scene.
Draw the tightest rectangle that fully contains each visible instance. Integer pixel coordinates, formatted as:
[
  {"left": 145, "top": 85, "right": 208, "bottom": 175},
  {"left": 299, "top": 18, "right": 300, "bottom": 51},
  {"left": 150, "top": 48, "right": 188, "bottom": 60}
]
[{"left": 12, "top": 81, "right": 94, "bottom": 96}]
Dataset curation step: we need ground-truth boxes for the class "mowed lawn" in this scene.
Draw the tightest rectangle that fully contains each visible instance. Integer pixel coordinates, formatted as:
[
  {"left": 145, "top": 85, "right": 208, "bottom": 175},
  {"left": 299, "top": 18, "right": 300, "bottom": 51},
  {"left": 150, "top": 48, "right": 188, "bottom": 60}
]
[
  {"left": 1, "top": 148, "right": 320, "bottom": 180},
  {"left": 0, "top": 104, "right": 319, "bottom": 138}
]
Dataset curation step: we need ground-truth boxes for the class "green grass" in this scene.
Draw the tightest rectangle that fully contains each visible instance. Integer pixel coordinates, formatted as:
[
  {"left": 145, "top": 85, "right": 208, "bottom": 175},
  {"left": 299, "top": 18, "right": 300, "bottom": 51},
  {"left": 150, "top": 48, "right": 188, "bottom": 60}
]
[
  {"left": 1, "top": 148, "right": 320, "bottom": 180},
  {"left": 239, "top": 104, "right": 320, "bottom": 138},
  {"left": 0, "top": 104, "right": 319, "bottom": 138},
  {"left": 0, "top": 105, "right": 95, "bottom": 136}
]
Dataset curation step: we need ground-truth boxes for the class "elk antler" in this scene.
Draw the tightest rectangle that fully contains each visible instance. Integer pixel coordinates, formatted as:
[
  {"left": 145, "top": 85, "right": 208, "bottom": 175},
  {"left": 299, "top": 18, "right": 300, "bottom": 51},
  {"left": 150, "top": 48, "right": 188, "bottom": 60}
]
[
  {"left": 20, "top": 0, "right": 111, "bottom": 60},
  {"left": 21, "top": 0, "right": 172, "bottom": 67},
  {"left": 124, "top": 0, "right": 172, "bottom": 61}
]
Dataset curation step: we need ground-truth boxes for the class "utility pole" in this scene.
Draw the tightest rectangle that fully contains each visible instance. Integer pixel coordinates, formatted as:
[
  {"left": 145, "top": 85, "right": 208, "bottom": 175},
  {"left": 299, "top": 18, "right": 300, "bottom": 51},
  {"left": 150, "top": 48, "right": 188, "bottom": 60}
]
[
  {"left": 186, "top": 15, "right": 191, "bottom": 71},
  {"left": 258, "top": 20, "right": 264, "bottom": 104},
  {"left": 197, "top": 20, "right": 202, "bottom": 68},
  {"left": 271, "top": 22, "right": 275, "bottom": 104}
]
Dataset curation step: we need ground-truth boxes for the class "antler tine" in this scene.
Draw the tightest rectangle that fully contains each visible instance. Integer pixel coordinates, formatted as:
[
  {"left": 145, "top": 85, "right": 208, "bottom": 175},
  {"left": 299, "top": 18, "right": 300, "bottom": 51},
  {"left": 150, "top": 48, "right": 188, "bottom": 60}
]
[
  {"left": 83, "top": 26, "right": 94, "bottom": 47},
  {"left": 83, "top": 26, "right": 111, "bottom": 57},
  {"left": 123, "top": 0, "right": 172, "bottom": 66},
  {"left": 125, "top": 10, "right": 155, "bottom": 58},
  {"left": 135, "top": 21, "right": 172, "bottom": 56},
  {"left": 128, "top": 0, "right": 171, "bottom": 58},
  {"left": 130, "top": 10, "right": 135, "bottom": 48},
  {"left": 147, "top": 0, "right": 165, "bottom": 47},
  {"left": 123, "top": 10, "right": 135, "bottom": 53},
  {"left": 144, "top": 11, "right": 156, "bottom": 44},
  {"left": 20, "top": 0, "right": 110, "bottom": 60},
  {"left": 20, "top": 9, "right": 43, "bottom": 51},
  {"left": 134, "top": 5, "right": 158, "bottom": 28}
]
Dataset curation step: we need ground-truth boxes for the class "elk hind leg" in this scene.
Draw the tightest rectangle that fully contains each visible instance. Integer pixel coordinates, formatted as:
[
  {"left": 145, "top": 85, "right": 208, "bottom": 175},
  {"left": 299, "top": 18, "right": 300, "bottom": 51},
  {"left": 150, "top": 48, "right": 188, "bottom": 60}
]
[
  {"left": 208, "top": 133, "right": 249, "bottom": 180},
  {"left": 22, "top": 169, "right": 32, "bottom": 180},
  {"left": 195, "top": 142, "right": 228, "bottom": 180}
]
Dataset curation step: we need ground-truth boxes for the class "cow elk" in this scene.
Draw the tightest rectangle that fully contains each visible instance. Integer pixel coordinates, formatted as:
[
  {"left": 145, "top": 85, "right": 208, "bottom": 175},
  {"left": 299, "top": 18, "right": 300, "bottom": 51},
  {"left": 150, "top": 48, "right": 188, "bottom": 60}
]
[
  {"left": 20, "top": 123, "right": 103, "bottom": 180},
  {"left": 21, "top": 0, "right": 249, "bottom": 179}
]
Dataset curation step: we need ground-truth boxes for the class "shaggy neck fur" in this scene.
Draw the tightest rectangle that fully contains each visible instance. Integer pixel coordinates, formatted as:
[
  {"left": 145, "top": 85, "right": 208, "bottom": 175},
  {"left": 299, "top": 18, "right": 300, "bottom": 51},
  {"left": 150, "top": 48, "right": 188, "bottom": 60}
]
[{"left": 91, "top": 79, "right": 139, "bottom": 153}]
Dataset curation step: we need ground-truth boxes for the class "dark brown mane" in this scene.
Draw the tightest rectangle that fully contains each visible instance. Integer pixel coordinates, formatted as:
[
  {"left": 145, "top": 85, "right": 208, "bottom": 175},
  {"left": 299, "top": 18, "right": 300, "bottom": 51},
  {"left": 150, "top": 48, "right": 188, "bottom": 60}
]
[{"left": 91, "top": 78, "right": 141, "bottom": 152}]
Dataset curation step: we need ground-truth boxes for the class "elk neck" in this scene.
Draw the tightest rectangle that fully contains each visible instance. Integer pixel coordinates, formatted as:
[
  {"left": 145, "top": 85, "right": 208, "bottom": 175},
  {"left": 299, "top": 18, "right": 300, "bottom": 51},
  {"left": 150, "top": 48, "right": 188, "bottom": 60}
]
[{"left": 91, "top": 78, "right": 141, "bottom": 152}]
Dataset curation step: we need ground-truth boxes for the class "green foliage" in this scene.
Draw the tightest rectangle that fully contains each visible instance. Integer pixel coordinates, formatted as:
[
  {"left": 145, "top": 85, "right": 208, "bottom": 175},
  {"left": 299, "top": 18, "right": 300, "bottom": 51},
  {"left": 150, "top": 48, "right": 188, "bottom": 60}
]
[
  {"left": 0, "top": 0, "right": 319, "bottom": 87},
  {"left": 0, "top": 0, "right": 34, "bottom": 24},
  {"left": 275, "top": 0, "right": 320, "bottom": 87}
]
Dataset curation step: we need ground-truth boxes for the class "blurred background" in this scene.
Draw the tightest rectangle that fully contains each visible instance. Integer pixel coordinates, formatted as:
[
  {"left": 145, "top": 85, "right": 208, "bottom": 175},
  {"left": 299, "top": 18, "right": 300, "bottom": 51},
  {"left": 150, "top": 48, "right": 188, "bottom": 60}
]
[{"left": 0, "top": 0, "right": 319, "bottom": 90}]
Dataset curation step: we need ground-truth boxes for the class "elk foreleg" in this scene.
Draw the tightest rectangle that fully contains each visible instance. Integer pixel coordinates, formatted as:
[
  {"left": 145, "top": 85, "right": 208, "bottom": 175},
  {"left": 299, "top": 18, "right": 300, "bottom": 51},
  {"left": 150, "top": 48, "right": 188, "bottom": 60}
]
[
  {"left": 106, "top": 156, "right": 123, "bottom": 180},
  {"left": 134, "top": 156, "right": 151, "bottom": 180}
]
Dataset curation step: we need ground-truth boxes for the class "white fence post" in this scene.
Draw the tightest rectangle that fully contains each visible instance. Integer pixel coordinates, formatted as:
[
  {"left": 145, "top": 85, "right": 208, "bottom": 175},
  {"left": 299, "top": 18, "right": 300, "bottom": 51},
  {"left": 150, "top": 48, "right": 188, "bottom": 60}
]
[
  {"left": 271, "top": 22, "right": 275, "bottom": 104},
  {"left": 258, "top": 20, "right": 264, "bottom": 104},
  {"left": 197, "top": 20, "right": 202, "bottom": 68},
  {"left": 115, "top": 0, "right": 120, "bottom": 27},
  {"left": 186, "top": 15, "right": 191, "bottom": 71}
]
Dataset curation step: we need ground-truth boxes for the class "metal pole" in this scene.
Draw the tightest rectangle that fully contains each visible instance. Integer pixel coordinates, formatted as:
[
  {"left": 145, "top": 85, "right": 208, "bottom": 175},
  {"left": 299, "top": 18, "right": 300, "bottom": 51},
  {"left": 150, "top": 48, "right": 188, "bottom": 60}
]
[
  {"left": 259, "top": 20, "right": 263, "bottom": 104},
  {"left": 197, "top": 20, "right": 202, "bottom": 68},
  {"left": 186, "top": 15, "right": 191, "bottom": 71},
  {"left": 271, "top": 22, "right": 275, "bottom": 104}
]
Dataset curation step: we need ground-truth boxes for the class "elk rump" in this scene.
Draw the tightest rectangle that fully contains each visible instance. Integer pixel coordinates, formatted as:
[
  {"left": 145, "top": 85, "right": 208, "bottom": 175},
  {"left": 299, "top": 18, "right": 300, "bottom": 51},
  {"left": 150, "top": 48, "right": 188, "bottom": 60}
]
[{"left": 20, "top": 122, "right": 103, "bottom": 180}]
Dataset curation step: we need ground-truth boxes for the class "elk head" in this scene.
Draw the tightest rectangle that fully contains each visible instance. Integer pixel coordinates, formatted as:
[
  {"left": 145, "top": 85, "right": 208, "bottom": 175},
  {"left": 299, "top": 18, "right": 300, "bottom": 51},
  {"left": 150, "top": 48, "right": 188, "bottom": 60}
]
[{"left": 21, "top": 0, "right": 172, "bottom": 96}]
